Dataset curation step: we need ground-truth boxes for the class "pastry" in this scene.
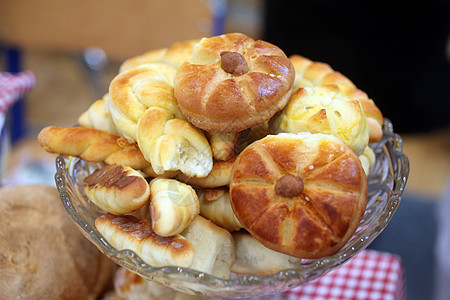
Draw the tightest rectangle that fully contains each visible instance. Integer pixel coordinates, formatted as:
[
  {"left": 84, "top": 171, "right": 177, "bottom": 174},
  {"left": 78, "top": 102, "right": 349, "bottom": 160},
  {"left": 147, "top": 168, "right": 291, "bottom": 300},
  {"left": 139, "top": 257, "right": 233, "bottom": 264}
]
[
  {"left": 231, "top": 231, "right": 302, "bottom": 275},
  {"left": 229, "top": 132, "right": 367, "bottom": 258},
  {"left": 136, "top": 107, "right": 212, "bottom": 177},
  {"left": 84, "top": 164, "right": 150, "bottom": 215},
  {"left": 180, "top": 215, "right": 235, "bottom": 279},
  {"left": 78, "top": 95, "right": 119, "bottom": 135},
  {"left": 270, "top": 85, "right": 369, "bottom": 156},
  {"left": 174, "top": 32, "right": 295, "bottom": 132},
  {"left": 95, "top": 214, "right": 195, "bottom": 268},
  {"left": 175, "top": 156, "right": 236, "bottom": 188},
  {"left": 37, "top": 126, "right": 178, "bottom": 178},
  {"left": 289, "top": 54, "right": 383, "bottom": 142},
  {"left": 197, "top": 188, "right": 242, "bottom": 232},
  {"left": 149, "top": 178, "right": 199, "bottom": 236},
  {"left": 108, "top": 63, "right": 213, "bottom": 177},
  {"left": 205, "top": 130, "right": 249, "bottom": 162}
]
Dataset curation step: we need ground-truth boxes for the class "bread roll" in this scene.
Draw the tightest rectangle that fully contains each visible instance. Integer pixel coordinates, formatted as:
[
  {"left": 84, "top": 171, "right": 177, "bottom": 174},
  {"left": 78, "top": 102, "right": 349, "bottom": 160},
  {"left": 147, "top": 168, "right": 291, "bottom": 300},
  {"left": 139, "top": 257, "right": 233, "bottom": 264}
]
[
  {"left": 108, "top": 63, "right": 182, "bottom": 142},
  {"left": 78, "top": 96, "right": 119, "bottom": 135},
  {"left": 231, "top": 231, "right": 302, "bottom": 275},
  {"left": 84, "top": 164, "right": 150, "bottom": 215},
  {"left": 0, "top": 185, "right": 115, "bottom": 299},
  {"left": 229, "top": 133, "right": 367, "bottom": 259},
  {"left": 95, "top": 214, "right": 195, "bottom": 268},
  {"left": 270, "top": 85, "right": 369, "bottom": 156},
  {"left": 289, "top": 54, "right": 383, "bottom": 142},
  {"left": 205, "top": 130, "right": 249, "bottom": 162},
  {"left": 149, "top": 178, "right": 199, "bottom": 236},
  {"left": 180, "top": 215, "right": 235, "bottom": 279},
  {"left": 359, "top": 146, "right": 376, "bottom": 176},
  {"left": 197, "top": 188, "right": 242, "bottom": 232},
  {"left": 136, "top": 107, "right": 213, "bottom": 177},
  {"left": 174, "top": 33, "right": 295, "bottom": 133}
]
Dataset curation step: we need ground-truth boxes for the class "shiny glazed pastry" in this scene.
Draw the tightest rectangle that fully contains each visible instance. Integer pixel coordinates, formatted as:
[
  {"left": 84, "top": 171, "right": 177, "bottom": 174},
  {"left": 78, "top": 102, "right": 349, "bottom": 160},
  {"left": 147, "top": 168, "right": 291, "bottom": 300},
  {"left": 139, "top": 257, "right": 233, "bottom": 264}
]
[
  {"left": 289, "top": 54, "right": 383, "bottom": 142},
  {"left": 229, "top": 132, "right": 367, "bottom": 259},
  {"left": 84, "top": 164, "right": 150, "bottom": 215},
  {"left": 149, "top": 178, "right": 200, "bottom": 236},
  {"left": 174, "top": 32, "right": 295, "bottom": 133},
  {"left": 270, "top": 85, "right": 369, "bottom": 156}
]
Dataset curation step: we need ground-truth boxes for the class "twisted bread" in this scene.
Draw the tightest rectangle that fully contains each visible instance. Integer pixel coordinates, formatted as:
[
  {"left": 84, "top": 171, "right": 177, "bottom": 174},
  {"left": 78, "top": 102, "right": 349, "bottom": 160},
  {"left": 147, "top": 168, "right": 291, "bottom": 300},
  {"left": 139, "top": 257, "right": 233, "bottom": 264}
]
[
  {"left": 108, "top": 63, "right": 182, "bottom": 142},
  {"left": 174, "top": 33, "right": 295, "bottom": 133},
  {"left": 289, "top": 55, "right": 383, "bottom": 142},
  {"left": 37, "top": 126, "right": 177, "bottom": 178},
  {"left": 136, "top": 107, "right": 212, "bottom": 177},
  {"left": 84, "top": 164, "right": 150, "bottom": 215},
  {"left": 270, "top": 85, "right": 369, "bottom": 156},
  {"left": 149, "top": 178, "right": 199, "bottom": 237},
  {"left": 119, "top": 38, "right": 200, "bottom": 73},
  {"left": 78, "top": 96, "right": 119, "bottom": 135},
  {"left": 109, "top": 63, "right": 213, "bottom": 177}
]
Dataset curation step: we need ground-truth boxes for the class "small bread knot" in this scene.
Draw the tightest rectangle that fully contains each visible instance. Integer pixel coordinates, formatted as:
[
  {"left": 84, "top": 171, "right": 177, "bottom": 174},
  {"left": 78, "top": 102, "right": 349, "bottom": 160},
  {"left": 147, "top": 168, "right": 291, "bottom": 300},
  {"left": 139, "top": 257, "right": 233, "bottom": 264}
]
[
  {"left": 275, "top": 174, "right": 304, "bottom": 198},
  {"left": 220, "top": 51, "right": 249, "bottom": 76}
]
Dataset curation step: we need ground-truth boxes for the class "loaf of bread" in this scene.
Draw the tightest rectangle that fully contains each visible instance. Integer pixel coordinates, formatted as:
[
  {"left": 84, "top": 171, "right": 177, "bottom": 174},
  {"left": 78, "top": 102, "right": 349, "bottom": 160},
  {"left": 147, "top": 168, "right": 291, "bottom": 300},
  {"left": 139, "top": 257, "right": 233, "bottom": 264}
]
[
  {"left": 230, "top": 133, "right": 367, "bottom": 258},
  {"left": 174, "top": 33, "right": 295, "bottom": 133},
  {"left": 84, "top": 164, "right": 150, "bottom": 215},
  {"left": 205, "top": 130, "right": 249, "bottom": 162},
  {"left": 0, "top": 185, "right": 115, "bottom": 299}
]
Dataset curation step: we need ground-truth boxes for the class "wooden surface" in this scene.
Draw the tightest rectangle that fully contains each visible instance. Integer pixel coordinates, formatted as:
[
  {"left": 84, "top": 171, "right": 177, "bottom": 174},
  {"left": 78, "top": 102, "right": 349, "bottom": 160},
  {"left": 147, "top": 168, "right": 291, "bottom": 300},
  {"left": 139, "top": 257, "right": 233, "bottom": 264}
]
[{"left": 0, "top": 0, "right": 212, "bottom": 60}]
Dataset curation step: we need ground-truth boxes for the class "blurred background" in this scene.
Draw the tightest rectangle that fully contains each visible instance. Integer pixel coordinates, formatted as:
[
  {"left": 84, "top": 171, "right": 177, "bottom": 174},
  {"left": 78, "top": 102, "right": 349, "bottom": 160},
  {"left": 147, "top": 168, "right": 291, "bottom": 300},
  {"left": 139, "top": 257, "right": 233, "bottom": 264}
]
[{"left": 0, "top": 0, "right": 448, "bottom": 299}]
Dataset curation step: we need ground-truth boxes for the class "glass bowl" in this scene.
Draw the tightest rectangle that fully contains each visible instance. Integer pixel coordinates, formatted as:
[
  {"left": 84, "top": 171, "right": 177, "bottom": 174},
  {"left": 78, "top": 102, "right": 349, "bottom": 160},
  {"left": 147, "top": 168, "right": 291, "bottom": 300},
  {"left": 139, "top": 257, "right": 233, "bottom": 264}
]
[{"left": 55, "top": 118, "right": 409, "bottom": 298}]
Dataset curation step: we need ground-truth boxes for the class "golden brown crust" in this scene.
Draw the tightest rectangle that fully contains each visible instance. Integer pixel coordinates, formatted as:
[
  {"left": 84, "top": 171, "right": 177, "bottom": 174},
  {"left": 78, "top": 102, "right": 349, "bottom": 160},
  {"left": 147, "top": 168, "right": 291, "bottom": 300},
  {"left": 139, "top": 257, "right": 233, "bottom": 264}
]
[
  {"left": 95, "top": 214, "right": 195, "bottom": 268},
  {"left": 174, "top": 33, "right": 295, "bottom": 133},
  {"left": 176, "top": 156, "right": 236, "bottom": 188},
  {"left": 289, "top": 54, "right": 383, "bottom": 142},
  {"left": 37, "top": 126, "right": 176, "bottom": 178},
  {"left": 84, "top": 164, "right": 150, "bottom": 215},
  {"left": 229, "top": 133, "right": 367, "bottom": 259}
]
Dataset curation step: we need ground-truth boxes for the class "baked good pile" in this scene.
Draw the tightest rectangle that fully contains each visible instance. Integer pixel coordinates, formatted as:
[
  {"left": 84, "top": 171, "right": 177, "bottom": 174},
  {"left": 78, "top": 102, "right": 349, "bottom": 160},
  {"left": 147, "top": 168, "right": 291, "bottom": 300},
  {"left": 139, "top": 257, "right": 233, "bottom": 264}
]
[{"left": 38, "top": 32, "right": 383, "bottom": 279}]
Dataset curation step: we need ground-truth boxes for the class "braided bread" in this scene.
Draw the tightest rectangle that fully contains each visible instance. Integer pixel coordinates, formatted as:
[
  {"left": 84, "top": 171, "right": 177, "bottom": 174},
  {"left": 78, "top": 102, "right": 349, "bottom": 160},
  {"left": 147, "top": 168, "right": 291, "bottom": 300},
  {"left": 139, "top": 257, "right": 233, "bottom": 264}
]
[
  {"left": 37, "top": 126, "right": 177, "bottom": 178},
  {"left": 109, "top": 63, "right": 213, "bottom": 177},
  {"left": 78, "top": 96, "right": 118, "bottom": 135},
  {"left": 289, "top": 55, "right": 383, "bottom": 142},
  {"left": 270, "top": 85, "right": 369, "bottom": 156}
]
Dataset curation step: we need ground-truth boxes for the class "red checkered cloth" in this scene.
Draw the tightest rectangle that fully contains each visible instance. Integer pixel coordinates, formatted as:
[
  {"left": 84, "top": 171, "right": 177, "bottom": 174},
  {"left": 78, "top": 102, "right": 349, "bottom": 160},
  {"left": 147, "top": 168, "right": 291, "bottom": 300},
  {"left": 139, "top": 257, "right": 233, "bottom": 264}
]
[
  {"left": 0, "top": 71, "right": 36, "bottom": 113},
  {"left": 284, "top": 250, "right": 405, "bottom": 300}
]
